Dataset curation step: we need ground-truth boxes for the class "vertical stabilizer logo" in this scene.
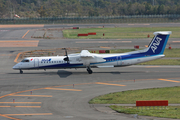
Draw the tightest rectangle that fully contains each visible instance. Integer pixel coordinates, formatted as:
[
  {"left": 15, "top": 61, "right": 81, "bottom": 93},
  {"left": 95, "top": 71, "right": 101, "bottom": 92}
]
[{"left": 151, "top": 37, "right": 162, "bottom": 53}]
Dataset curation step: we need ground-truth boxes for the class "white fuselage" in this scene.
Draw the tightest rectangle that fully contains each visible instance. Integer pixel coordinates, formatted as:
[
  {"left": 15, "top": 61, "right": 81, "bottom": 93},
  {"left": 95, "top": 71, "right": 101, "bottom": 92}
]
[{"left": 13, "top": 52, "right": 164, "bottom": 70}]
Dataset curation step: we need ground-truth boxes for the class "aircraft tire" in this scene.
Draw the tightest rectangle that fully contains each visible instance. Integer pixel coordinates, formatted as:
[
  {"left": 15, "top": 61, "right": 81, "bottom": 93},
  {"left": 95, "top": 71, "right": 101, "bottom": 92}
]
[
  {"left": 20, "top": 70, "right": 23, "bottom": 74},
  {"left": 88, "top": 70, "right": 93, "bottom": 74}
]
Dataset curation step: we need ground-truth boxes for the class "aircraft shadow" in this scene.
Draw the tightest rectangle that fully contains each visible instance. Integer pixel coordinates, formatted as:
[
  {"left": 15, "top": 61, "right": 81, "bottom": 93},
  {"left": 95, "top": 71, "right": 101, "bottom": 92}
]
[
  {"left": 57, "top": 70, "right": 72, "bottom": 78},
  {"left": 7, "top": 71, "right": 72, "bottom": 78}
]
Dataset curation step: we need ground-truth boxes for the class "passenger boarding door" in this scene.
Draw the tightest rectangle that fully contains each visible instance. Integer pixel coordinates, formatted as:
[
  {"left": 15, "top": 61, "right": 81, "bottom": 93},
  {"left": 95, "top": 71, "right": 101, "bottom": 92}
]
[
  {"left": 34, "top": 59, "right": 39, "bottom": 68},
  {"left": 117, "top": 56, "right": 121, "bottom": 65}
]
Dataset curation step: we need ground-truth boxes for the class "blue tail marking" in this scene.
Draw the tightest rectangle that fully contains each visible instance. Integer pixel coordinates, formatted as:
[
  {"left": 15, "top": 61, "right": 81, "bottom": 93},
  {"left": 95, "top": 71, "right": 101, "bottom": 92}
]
[{"left": 145, "top": 32, "right": 171, "bottom": 55}]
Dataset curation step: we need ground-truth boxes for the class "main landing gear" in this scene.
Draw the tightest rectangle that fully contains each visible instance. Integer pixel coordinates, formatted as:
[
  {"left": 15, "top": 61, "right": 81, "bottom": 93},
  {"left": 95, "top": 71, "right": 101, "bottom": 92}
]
[
  {"left": 20, "top": 69, "right": 23, "bottom": 74},
  {"left": 87, "top": 67, "right": 93, "bottom": 74}
]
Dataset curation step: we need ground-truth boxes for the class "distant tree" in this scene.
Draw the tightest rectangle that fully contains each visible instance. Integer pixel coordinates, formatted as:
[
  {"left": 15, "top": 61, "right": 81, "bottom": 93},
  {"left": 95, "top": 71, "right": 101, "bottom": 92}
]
[
  {"left": 88, "top": 8, "right": 99, "bottom": 16},
  {"left": 177, "top": 5, "right": 180, "bottom": 14},
  {"left": 37, "top": 6, "right": 47, "bottom": 17},
  {"left": 152, "top": 6, "right": 157, "bottom": 14},
  {"left": 0, "top": 0, "right": 180, "bottom": 18},
  {"left": 157, "top": 5, "right": 165, "bottom": 14},
  {"left": 145, "top": 2, "right": 151, "bottom": 14},
  {"left": 0, "top": 1, "right": 6, "bottom": 18}
]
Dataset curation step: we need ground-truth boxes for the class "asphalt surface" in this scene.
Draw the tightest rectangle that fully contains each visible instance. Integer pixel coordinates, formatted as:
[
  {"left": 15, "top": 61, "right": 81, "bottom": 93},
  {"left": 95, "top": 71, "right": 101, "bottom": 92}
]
[{"left": 0, "top": 23, "right": 180, "bottom": 120}]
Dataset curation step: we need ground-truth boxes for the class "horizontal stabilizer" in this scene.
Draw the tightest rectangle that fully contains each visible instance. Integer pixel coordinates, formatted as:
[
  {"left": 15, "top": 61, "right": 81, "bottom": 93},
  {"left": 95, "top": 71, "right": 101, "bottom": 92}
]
[{"left": 153, "top": 31, "right": 172, "bottom": 35}]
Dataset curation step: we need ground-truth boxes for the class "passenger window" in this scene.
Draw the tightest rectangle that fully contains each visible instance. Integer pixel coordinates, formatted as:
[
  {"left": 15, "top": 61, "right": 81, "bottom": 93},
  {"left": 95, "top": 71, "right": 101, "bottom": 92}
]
[{"left": 54, "top": 61, "right": 56, "bottom": 63}]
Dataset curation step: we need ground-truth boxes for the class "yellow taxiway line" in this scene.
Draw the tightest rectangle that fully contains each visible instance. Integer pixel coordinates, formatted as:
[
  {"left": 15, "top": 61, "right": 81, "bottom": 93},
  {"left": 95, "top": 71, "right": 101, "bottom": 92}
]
[
  {"left": 44, "top": 88, "right": 82, "bottom": 91},
  {"left": 0, "top": 102, "right": 41, "bottom": 104},
  {"left": 158, "top": 79, "right": 180, "bottom": 83},
  {"left": 0, "top": 40, "right": 39, "bottom": 47},
  {"left": 96, "top": 82, "right": 126, "bottom": 86},
  {"left": 0, "top": 24, "right": 44, "bottom": 28},
  {"left": 4, "top": 113, "right": 52, "bottom": 116},
  {"left": 145, "top": 66, "right": 160, "bottom": 68},
  {"left": 0, "top": 41, "right": 39, "bottom": 43},
  {"left": 100, "top": 46, "right": 111, "bottom": 49},
  {"left": 22, "top": 30, "right": 29, "bottom": 38},
  {"left": 128, "top": 24, "right": 150, "bottom": 25},
  {"left": 14, "top": 52, "right": 23, "bottom": 63},
  {"left": 0, "top": 114, "right": 21, "bottom": 120},
  {"left": 10, "top": 95, "right": 52, "bottom": 97},
  {"left": 0, "top": 106, "right": 41, "bottom": 108},
  {"left": 172, "top": 41, "right": 180, "bottom": 43}
]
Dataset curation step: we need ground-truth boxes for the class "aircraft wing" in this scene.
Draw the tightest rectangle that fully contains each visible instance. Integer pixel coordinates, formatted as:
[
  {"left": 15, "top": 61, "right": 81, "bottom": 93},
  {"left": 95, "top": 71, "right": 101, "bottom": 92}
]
[
  {"left": 80, "top": 50, "right": 94, "bottom": 58},
  {"left": 80, "top": 50, "right": 106, "bottom": 65}
]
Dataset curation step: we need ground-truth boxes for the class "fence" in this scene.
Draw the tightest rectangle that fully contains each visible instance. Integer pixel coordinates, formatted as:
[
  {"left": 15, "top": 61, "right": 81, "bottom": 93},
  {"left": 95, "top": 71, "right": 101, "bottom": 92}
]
[{"left": 0, "top": 14, "right": 180, "bottom": 24}]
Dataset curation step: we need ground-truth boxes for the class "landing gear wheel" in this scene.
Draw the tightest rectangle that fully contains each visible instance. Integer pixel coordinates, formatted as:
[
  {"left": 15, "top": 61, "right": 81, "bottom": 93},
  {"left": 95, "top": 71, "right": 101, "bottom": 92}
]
[
  {"left": 20, "top": 70, "right": 23, "bottom": 74},
  {"left": 88, "top": 70, "right": 93, "bottom": 74},
  {"left": 87, "top": 67, "right": 93, "bottom": 74}
]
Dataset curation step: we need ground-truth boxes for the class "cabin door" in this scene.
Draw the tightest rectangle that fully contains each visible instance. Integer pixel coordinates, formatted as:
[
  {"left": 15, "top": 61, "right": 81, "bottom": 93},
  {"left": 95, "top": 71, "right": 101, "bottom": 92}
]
[
  {"left": 117, "top": 56, "right": 122, "bottom": 65},
  {"left": 34, "top": 59, "right": 39, "bottom": 68}
]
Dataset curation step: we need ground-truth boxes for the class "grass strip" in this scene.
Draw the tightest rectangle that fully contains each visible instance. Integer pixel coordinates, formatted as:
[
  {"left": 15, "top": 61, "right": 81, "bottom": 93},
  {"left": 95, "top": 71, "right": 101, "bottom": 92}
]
[
  {"left": 110, "top": 106, "right": 180, "bottom": 119},
  {"left": 89, "top": 86, "right": 180, "bottom": 119},
  {"left": 89, "top": 86, "right": 180, "bottom": 104},
  {"left": 138, "top": 59, "right": 180, "bottom": 65},
  {"left": 63, "top": 27, "right": 180, "bottom": 39}
]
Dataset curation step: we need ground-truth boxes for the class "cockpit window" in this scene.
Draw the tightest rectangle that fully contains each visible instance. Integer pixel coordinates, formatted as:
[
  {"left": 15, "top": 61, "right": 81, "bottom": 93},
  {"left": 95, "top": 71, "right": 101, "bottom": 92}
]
[{"left": 21, "top": 59, "right": 29, "bottom": 62}]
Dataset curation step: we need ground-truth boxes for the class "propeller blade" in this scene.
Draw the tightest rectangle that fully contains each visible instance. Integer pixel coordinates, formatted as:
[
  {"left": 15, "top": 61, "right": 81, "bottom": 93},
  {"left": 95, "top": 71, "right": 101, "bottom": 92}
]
[{"left": 63, "top": 48, "right": 69, "bottom": 64}]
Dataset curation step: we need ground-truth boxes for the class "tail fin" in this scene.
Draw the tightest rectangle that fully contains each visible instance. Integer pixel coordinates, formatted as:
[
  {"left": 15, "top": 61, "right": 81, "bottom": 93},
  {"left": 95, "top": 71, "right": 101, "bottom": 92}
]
[{"left": 145, "top": 31, "right": 172, "bottom": 55}]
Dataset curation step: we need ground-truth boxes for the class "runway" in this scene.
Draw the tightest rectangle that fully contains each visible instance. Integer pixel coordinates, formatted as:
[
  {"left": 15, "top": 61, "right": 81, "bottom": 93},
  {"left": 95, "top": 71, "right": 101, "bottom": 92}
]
[{"left": 0, "top": 23, "right": 180, "bottom": 120}]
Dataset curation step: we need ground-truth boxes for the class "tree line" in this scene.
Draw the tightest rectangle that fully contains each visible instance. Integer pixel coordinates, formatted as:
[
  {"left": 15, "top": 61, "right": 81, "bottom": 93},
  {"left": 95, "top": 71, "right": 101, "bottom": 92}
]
[{"left": 1, "top": 0, "right": 180, "bottom": 18}]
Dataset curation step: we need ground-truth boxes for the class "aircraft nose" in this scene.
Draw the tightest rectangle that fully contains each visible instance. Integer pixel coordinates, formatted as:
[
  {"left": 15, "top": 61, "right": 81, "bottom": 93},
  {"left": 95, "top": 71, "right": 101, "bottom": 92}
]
[{"left": 13, "top": 64, "right": 19, "bottom": 69}]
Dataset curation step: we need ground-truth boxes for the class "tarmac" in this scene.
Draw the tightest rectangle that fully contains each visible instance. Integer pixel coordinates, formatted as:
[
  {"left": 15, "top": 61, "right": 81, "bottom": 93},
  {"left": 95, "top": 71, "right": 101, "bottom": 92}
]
[{"left": 0, "top": 23, "right": 180, "bottom": 120}]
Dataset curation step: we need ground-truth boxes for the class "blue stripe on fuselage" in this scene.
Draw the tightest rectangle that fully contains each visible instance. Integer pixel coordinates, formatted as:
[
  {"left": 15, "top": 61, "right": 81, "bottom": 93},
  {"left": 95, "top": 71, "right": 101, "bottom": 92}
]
[{"left": 27, "top": 53, "right": 160, "bottom": 69}]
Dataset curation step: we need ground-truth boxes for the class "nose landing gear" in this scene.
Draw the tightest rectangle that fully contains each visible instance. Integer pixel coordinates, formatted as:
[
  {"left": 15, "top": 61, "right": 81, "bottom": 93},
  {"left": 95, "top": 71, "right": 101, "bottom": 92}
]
[{"left": 20, "top": 70, "right": 23, "bottom": 74}]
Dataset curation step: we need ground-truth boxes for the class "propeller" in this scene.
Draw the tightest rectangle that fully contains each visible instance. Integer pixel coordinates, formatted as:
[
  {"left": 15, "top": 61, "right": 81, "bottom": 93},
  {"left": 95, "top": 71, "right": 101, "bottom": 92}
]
[{"left": 63, "top": 48, "right": 69, "bottom": 64}]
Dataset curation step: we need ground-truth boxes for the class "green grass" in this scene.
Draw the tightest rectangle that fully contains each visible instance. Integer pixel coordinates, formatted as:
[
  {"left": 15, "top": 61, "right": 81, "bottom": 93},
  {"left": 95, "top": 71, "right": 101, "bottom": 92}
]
[
  {"left": 138, "top": 59, "right": 180, "bottom": 65},
  {"left": 89, "top": 87, "right": 180, "bottom": 119},
  {"left": 89, "top": 87, "right": 180, "bottom": 104},
  {"left": 164, "top": 48, "right": 180, "bottom": 57},
  {"left": 63, "top": 27, "right": 180, "bottom": 39},
  {"left": 110, "top": 106, "right": 180, "bottom": 119}
]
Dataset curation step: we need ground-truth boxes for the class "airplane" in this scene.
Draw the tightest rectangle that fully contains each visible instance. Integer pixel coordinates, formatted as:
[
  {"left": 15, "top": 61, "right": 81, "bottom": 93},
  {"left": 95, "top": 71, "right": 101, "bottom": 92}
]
[{"left": 13, "top": 31, "right": 172, "bottom": 74}]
